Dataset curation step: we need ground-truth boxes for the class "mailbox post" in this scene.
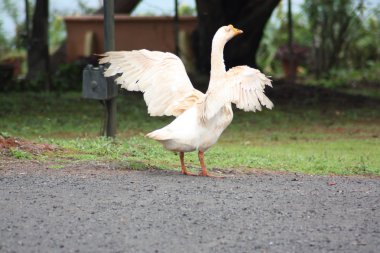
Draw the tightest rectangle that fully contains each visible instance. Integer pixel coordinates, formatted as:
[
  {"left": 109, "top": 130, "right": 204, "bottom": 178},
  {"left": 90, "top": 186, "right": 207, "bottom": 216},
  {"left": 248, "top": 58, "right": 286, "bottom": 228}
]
[
  {"left": 103, "top": 0, "right": 117, "bottom": 137},
  {"left": 82, "top": 0, "right": 117, "bottom": 137}
]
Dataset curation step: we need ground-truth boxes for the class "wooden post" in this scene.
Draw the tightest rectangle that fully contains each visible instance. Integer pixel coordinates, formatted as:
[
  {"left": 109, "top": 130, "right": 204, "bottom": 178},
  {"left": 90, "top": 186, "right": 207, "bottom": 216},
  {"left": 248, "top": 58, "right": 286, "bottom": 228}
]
[
  {"left": 174, "top": 0, "right": 180, "bottom": 56},
  {"left": 103, "top": 0, "right": 117, "bottom": 137}
]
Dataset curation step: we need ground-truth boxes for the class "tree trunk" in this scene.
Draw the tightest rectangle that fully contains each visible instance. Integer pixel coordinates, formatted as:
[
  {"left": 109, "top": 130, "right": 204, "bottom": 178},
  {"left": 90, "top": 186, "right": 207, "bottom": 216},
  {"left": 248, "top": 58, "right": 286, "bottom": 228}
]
[
  {"left": 27, "top": 0, "right": 51, "bottom": 91},
  {"left": 95, "top": 0, "right": 141, "bottom": 14},
  {"left": 195, "top": 0, "right": 280, "bottom": 75}
]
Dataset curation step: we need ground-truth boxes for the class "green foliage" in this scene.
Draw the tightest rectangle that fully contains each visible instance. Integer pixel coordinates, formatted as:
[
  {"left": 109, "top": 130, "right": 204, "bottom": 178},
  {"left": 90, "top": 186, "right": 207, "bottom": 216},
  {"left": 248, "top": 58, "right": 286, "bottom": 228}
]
[
  {"left": 257, "top": 2, "right": 313, "bottom": 76},
  {"left": 344, "top": 4, "right": 380, "bottom": 68},
  {"left": 304, "top": 0, "right": 361, "bottom": 72},
  {"left": 0, "top": 132, "right": 11, "bottom": 138},
  {"left": 179, "top": 3, "right": 196, "bottom": 16},
  {"left": 258, "top": 0, "right": 380, "bottom": 84},
  {"left": 0, "top": 91, "right": 379, "bottom": 176},
  {"left": 52, "top": 136, "right": 124, "bottom": 158},
  {"left": 307, "top": 61, "right": 380, "bottom": 88},
  {"left": 53, "top": 63, "right": 84, "bottom": 91},
  {"left": 0, "top": 21, "right": 10, "bottom": 58},
  {"left": 2, "top": 0, "right": 20, "bottom": 27},
  {"left": 0, "top": 62, "right": 84, "bottom": 92},
  {"left": 49, "top": 15, "right": 66, "bottom": 53},
  {"left": 0, "top": 0, "right": 25, "bottom": 51},
  {"left": 77, "top": 0, "right": 98, "bottom": 14},
  {"left": 48, "top": 164, "right": 65, "bottom": 170},
  {"left": 8, "top": 148, "right": 32, "bottom": 160}
]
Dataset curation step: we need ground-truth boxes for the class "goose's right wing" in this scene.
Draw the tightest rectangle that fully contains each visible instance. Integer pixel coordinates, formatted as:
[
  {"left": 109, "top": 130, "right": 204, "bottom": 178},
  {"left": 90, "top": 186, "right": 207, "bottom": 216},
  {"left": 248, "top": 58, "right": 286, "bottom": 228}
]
[{"left": 203, "top": 66, "right": 273, "bottom": 120}]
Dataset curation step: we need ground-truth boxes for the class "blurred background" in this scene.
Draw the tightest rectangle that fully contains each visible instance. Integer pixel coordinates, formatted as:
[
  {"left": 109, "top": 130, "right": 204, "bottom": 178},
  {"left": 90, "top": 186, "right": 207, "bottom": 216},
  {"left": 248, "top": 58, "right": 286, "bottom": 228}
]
[
  {"left": 0, "top": 0, "right": 379, "bottom": 91},
  {"left": 0, "top": 0, "right": 379, "bottom": 175}
]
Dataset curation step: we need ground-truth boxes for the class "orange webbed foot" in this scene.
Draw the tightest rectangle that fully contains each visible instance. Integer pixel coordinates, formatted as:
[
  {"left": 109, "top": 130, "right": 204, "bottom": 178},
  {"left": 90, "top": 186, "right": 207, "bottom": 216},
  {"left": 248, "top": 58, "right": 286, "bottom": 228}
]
[{"left": 198, "top": 171, "right": 225, "bottom": 178}]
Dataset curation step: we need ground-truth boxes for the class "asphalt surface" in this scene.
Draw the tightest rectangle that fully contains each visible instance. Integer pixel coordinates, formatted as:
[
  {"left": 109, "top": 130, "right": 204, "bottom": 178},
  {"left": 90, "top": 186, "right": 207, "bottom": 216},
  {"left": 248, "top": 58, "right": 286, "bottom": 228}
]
[{"left": 0, "top": 162, "right": 379, "bottom": 253}]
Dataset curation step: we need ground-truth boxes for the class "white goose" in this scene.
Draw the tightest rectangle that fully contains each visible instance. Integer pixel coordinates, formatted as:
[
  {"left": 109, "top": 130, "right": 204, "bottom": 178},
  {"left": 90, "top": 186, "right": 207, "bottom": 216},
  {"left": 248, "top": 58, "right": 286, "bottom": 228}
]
[{"left": 99, "top": 25, "right": 273, "bottom": 177}]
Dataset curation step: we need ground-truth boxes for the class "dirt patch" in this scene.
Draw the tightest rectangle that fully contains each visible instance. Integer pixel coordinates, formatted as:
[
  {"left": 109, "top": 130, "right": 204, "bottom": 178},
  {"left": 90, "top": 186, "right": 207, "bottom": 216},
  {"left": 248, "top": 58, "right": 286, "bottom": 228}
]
[{"left": 0, "top": 134, "right": 58, "bottom": 155}]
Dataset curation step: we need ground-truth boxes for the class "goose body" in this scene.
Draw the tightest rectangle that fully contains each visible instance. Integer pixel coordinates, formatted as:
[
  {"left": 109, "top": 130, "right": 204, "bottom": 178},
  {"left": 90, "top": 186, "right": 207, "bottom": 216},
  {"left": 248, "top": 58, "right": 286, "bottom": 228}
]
[
  {"left": 147, "top": 102, "right": 233, "bottom": 153},
  {"left": 99, "top": 25, "right": 273, "bottom": 176}
]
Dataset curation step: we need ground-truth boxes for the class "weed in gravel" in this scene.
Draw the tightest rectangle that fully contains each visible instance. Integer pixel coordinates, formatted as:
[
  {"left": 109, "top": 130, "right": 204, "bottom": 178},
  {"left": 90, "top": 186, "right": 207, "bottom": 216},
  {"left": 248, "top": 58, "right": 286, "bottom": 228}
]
[{"left": 8, "top": 148, "right": 33, "bottom": 159}]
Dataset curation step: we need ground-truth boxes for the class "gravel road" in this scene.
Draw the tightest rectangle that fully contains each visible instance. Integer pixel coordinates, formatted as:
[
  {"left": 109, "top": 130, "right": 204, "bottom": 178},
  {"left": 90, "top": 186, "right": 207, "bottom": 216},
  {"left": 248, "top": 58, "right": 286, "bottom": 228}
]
[{"left": 0, "top": 161, "right": 379, "bottom": 253}]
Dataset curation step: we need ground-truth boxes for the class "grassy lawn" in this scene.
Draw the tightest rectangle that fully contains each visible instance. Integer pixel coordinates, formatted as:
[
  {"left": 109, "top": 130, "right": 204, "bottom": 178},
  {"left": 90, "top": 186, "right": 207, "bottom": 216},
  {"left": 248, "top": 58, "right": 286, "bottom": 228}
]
[{"left": 0, "top": 89, "right": 379, "bottom": 176}]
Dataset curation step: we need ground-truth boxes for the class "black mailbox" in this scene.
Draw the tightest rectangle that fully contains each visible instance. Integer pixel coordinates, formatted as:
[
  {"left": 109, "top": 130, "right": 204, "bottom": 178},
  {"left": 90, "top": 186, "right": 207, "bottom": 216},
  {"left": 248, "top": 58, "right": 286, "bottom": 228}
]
[{"left": 82, "top": 65, "right": 118, "bottom": 100}]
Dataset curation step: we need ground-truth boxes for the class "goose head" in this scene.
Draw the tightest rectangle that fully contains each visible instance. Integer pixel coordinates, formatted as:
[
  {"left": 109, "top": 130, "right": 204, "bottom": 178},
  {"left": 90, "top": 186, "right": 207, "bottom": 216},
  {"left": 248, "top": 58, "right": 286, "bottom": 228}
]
[{"left": 213, "top": 24, "right": 243, "bottom": 45}]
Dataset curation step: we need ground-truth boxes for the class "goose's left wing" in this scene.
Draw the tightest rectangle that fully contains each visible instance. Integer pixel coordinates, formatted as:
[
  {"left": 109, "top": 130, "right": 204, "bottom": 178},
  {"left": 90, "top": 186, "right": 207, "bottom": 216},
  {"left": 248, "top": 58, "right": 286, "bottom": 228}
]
[
  {"left": 203, "top": 66, "right": 273, "bottom": 119},
  {"left": 99, "top": 50, "right": 203, "bottom": 117}
]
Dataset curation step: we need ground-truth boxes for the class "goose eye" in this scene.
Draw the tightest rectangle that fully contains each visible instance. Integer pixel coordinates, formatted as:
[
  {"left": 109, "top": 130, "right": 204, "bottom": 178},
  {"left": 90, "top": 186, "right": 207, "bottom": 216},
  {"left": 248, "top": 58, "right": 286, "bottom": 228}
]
[{"left": 225, "top": 26, "right": 231, "bottom": 32}]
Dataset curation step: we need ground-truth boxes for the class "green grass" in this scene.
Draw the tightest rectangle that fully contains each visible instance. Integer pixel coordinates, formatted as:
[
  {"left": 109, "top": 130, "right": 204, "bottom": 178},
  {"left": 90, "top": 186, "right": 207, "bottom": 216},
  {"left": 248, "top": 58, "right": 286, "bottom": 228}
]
[
  {"left": 8, "top": 148, "right": 33, "bottom": 160},
  {"left": 0, "top": 91, "right": 379, "bottom": 176}
]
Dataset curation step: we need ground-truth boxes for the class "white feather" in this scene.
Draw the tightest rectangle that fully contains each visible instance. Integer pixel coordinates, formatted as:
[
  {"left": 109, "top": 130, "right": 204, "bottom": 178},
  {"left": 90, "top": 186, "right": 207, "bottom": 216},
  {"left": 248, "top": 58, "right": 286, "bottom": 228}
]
[
  {"left": 99, "top": 50, "right": 204, "bottom": 117},
  {"left": 203, "top": 65, "right": 273, "bottom": 120}
]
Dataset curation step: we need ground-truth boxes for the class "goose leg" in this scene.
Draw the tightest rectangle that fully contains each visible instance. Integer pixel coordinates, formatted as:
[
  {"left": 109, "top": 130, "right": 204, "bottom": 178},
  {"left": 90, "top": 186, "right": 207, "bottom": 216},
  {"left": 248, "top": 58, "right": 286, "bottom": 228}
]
[
  {"left": 198, "top": 151, "right": 224, "bottom": 178},
  {"left": 180, "top": 152, "right": 196, "bottom": 176},
  {"left": 198, "top": 151, "right": 209, "bottom": 176}
]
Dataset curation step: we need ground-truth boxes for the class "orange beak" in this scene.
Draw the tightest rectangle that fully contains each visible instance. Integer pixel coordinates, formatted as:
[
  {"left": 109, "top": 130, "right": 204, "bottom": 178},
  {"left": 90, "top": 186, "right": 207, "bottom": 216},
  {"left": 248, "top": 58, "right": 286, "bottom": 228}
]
[{"left": 228, "top": 24, "right": 243, "bottom": 35}]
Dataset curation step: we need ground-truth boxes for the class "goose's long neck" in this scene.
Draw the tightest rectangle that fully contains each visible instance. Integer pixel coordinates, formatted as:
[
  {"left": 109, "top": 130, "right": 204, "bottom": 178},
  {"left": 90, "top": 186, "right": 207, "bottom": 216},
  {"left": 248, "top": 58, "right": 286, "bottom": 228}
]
[{"left": 210, "top": 37, "right": 227, "bottom": 78}]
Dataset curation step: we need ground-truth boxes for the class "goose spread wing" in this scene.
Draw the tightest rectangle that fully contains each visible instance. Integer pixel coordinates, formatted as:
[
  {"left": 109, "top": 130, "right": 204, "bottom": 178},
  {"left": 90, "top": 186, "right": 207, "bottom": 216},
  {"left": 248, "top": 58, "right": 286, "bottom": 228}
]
[
  {"left": 203, "top": 66, "right": 273, "bottom": 119},
  {"left": 99, "top": 50, "right": 204, "bottom": 117}
]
